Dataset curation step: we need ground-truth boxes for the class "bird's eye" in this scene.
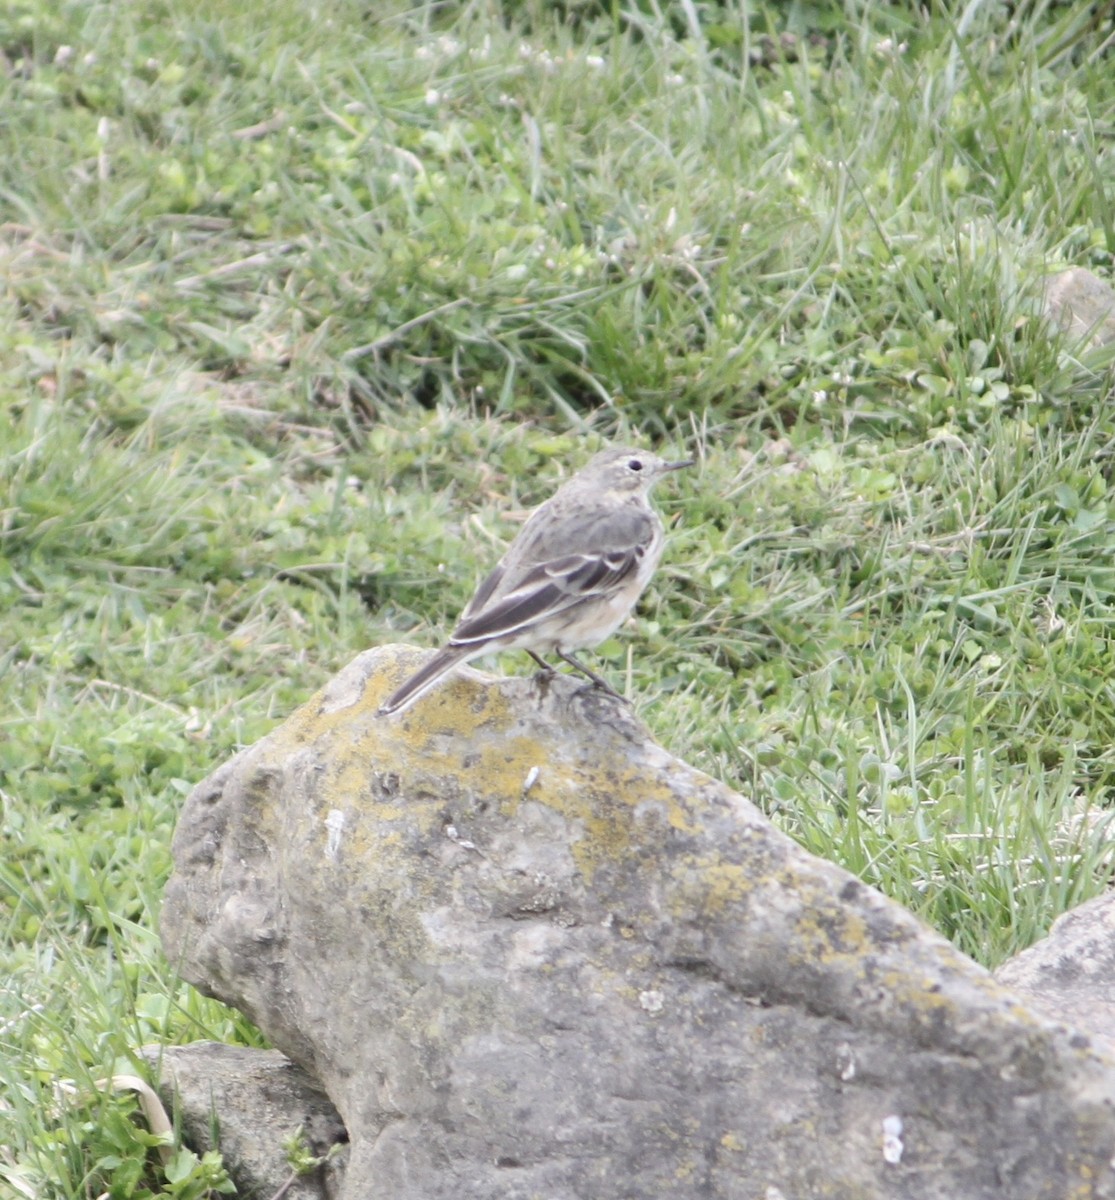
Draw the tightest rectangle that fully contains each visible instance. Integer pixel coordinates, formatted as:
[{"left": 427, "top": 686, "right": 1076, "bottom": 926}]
[{"left": 627, "top": 458, "right": 644, "bottom": 472}]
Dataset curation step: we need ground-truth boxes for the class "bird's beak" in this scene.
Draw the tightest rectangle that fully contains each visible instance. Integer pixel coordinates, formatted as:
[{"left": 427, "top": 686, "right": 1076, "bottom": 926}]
[{"left": 665, "top": 459, "right": 695, "bottom": 471}]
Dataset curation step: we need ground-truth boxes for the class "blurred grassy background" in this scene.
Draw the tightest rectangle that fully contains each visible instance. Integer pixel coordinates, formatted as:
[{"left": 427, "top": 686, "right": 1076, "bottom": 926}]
[{"left": 2, "top": 0, "right": 1114, "bottom": 1193}]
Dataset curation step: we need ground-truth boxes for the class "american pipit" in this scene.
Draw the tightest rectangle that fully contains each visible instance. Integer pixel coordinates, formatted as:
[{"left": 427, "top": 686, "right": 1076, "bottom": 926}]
[{"left": 377, "top": 446, "right": 692, "bottom": 716}]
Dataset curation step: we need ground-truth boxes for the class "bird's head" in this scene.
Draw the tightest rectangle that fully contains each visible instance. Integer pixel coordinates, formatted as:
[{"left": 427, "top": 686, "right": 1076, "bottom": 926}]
[{"left": 579, "top": 446, "right": 695, "bottom": 495}]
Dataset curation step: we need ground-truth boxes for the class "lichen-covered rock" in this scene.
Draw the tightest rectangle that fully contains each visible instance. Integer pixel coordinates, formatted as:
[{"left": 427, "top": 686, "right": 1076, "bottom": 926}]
[{"left": 162, "top": 646, "right": 1115, "bottom": 1200}]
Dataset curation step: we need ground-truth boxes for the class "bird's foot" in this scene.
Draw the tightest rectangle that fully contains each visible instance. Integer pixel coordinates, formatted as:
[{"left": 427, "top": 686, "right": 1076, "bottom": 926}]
[
  {"left": 527, "top": 650, "right": 556, "bottom": 692},
  {"left": 583, "top": 679, "right": 630, "bottom": 705},
  {"left": 557, "top": 650, "right": 629, "bottom": 704}
]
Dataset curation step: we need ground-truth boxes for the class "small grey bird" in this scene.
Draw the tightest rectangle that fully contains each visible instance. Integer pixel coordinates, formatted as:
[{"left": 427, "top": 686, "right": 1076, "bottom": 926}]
[{"left": 377, "top": 446, "right": 692, "bottom": 716}]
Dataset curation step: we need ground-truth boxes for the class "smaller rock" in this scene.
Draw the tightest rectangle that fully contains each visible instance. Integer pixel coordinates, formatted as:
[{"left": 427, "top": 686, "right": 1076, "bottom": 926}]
[
  {"left": 994, "top": 892, "right": 1115, "bottom": 1053},
  {"left": 1043, "top": 267, "right": 1115, "bottom": 347},
  {"left": 141, "top": 1042, "right": 347, "bottom": 1199}
]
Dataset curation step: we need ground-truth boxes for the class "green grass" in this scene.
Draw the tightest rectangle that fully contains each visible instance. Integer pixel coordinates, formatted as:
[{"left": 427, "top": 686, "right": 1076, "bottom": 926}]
[{"left": 3, "top": 0, "right": 1115, "bottom": 1193}]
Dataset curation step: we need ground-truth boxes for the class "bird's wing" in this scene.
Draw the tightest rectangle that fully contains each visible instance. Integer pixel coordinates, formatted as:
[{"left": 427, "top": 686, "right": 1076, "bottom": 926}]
[
  {"left": 459, "top": 559, "right": 506, "bottom": 623},
  {"left": 450, "top": 508, "right": 655, "bottom": 648}
]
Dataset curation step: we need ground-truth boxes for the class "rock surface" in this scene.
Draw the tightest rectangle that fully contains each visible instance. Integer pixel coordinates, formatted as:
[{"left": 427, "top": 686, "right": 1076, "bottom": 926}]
[
  {"left": 1043, "top": 266, "right": 1115, "bottom": 348},
  {"left": 143, "top": 1042, "right": 347, "bottom": 1198},
  {"left": 995, "top": 891, "right": 1115, "bottom": 1055},
  {"left": 162, "top": 646, "right": 1115, "bottom": 1200}
]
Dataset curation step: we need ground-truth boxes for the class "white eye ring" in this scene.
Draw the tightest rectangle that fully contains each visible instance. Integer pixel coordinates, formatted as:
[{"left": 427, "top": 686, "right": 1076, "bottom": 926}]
[{"left": 627, "top": 458, "right": 644, "bottom": 472}]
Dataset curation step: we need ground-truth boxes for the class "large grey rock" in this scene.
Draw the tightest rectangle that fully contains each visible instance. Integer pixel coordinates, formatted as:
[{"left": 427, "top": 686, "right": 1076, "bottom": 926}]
[
  {"left": 162, "top": 646, "right": 1115, "bottom": 1200},
  {"left": 995, "top": 891, "right": 1115, "bottom": 1054}
]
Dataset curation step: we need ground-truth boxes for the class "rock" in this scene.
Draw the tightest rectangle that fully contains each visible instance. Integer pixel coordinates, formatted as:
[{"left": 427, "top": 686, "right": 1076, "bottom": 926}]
[
  {"left": 1043, "top": 267, "right": 1115, "bottom": 347},
  {"left": 142, "top": 1042, "right": 347, "bottom": 1198},
  {"left": 162, "top": 645, "right": 1115, "bottom": 1200},
  {"left": 995, "top": 891, "right": 1115, "bottom": 1054}
]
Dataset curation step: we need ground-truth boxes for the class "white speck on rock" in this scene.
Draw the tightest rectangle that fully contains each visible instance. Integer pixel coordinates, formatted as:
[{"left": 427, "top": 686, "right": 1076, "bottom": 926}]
[
  {"left": 325, "top": 810, "right": 345, "bottom": 860},
  {"left": 445, "top": 823, "right": 476, "bottom": 851},
  {"left": 836, "top": 1042, "right": 856, "bottom": 1081},
  {"left": 882, "top": 1114, "right": 904, "bottom": 1165}
]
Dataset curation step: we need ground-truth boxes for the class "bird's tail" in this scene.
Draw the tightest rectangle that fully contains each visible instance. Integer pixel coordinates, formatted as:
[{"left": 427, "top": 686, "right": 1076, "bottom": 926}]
[{"left": 376, "top": 646, "right": 472, "bottom": 716}]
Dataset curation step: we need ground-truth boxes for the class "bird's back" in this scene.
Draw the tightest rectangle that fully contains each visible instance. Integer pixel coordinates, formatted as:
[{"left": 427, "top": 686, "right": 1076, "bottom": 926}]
[{"left": 462, "top": 487, "right": 657, "bottom": 621}]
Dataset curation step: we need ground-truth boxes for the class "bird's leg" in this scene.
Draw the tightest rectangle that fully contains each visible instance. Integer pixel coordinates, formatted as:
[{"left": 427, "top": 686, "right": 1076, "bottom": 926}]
[
  {"left": 527, "top": 650, "right": 557, "bottom": 699},
  {"left": 556, "top": 651, "right": 629, "bottom": 703},
  {"left": 527, "top": 650, "right": 554, "bottom": 675}
]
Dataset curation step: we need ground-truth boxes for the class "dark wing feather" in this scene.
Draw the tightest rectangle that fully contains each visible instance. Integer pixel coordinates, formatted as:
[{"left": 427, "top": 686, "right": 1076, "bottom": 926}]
[
  {"left": 459, "top": 560, "right": 506, "bottom": 622},
  {"left": 449, "top": 545, "right": 645, "bottom": 648}
]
